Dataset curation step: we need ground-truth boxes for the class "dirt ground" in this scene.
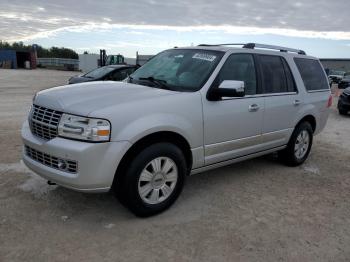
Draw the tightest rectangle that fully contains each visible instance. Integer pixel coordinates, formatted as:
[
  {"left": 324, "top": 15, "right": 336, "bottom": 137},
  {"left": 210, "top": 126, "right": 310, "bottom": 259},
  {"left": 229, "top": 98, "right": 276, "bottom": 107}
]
[{"left": 0, "top": 69, "right": 350, "bottom": 262}]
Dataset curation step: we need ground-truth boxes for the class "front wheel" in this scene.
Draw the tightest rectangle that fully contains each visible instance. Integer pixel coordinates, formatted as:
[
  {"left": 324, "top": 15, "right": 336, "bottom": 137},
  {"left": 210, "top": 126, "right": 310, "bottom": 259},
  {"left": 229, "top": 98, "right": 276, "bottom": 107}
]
[
  {"left": 279, "top": 122, "right": 313, "bottom": 166},
  {"left": 115, "top": 143, "right": 187, "bottom": 217}
]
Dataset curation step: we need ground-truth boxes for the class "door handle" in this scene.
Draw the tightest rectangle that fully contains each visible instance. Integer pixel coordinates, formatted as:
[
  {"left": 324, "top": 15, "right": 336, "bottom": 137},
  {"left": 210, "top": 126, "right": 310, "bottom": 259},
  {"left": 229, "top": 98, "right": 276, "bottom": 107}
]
[
  {"left": 248, "top": 104, "right": 260, "bottom": 112},
  {"left": 293, "top": 100, "right": 301, "bottom": 106}
]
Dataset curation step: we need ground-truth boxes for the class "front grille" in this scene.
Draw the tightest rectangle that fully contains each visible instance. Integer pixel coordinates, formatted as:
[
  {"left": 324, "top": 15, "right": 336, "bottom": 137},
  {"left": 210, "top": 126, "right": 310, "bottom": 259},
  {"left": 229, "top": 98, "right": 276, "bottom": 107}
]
[
  {"left": 30, "top": 105, "right": 62, "bottom": 140},
  {"left": 25, "top": 145, "right": 78, "bottom": 173}
]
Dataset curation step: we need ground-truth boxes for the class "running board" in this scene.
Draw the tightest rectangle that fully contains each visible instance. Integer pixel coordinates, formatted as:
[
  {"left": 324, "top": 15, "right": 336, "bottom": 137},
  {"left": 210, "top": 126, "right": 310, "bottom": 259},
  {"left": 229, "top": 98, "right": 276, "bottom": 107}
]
[{"left": 190, "top": 145, "right": 286, "bottom": 175}]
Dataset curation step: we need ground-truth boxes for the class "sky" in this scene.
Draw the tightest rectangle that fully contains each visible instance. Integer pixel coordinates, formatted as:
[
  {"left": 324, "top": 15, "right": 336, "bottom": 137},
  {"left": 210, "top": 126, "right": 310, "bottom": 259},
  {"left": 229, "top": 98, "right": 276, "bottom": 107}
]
[{"left": 1, "top": 0, "right": 350, "bottom": 58}]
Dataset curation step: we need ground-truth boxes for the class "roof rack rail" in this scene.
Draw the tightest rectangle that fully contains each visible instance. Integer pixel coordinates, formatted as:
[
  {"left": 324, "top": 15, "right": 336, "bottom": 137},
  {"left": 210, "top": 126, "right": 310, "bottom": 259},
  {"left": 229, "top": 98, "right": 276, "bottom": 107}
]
[
  {"left": 243, "top": 43, "right": 306, "bottom": 55},
  {"left": 197, "top": 43, "right": 245, "bottom": 47},
  {"left": 197, "top": 43, "right": 306, "bottom": 55}
]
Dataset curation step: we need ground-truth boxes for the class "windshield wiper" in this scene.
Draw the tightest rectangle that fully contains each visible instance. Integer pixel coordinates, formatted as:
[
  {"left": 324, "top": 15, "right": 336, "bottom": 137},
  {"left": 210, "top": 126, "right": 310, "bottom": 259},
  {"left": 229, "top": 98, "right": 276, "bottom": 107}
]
[{"left": 139, "top": 76, "right": 171, "bottom": 90}]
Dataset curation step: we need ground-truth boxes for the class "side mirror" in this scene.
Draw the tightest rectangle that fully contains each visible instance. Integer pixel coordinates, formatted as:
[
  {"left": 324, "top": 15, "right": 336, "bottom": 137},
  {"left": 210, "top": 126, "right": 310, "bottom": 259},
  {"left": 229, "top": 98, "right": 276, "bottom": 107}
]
[{"left": 207, "top": 80, "right": 245, "bottom": 100}]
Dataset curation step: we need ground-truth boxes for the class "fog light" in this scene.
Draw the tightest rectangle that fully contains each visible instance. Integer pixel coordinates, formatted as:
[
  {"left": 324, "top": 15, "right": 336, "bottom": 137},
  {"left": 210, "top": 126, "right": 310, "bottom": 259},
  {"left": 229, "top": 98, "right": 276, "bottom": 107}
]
[{"left": 57, "top": 159, "right": 67, "bottom": 171}]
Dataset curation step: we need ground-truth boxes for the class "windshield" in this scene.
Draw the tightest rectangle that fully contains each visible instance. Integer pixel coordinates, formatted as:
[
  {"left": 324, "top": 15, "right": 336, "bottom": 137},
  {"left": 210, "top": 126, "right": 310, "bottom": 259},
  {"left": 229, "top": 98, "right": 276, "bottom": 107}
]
[
  {"left": 329, "top": 70, "right": 345, "bottom": 76},
  {"left": 130, "top": 49, "right": 223, "bottom": 91},
  {"left": 84, "top": 66, "right": 116, "bottom": 78}
]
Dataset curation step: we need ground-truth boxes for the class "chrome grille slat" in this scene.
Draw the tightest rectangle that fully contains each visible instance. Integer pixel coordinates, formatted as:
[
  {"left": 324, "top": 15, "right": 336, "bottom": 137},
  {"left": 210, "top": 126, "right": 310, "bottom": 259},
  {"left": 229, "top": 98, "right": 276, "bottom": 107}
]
[
  {"left": 30, "top": 105, "right": 62, "bottom": 140},
  {"left": 25, "top": 145, "right": 78, "bottom": 173},
  {"left": 31, "top": 118, "right": 58, "bottom": 129}
]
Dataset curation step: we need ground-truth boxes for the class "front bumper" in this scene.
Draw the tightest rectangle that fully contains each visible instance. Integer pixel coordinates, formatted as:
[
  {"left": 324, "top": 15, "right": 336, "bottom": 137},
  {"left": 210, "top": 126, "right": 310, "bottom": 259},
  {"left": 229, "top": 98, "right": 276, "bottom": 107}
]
[
  {"left": 338, "top": 92, "right": 350, "bottom": 111},
  {"left": 339, "top": 82, "right": 350, "bottom": 89},
  {"left": 21, "top": 120, "right": 131, "bottom": 192},
  {"left": 338, "top": 97, "right": 350, "bottom": 112}
]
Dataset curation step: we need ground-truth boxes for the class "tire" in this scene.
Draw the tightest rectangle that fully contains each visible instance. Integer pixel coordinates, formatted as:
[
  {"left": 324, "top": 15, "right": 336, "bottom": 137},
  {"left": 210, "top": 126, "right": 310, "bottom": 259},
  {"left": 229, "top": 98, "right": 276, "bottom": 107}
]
[
  {"left": 115, "top": 143, "right": 187, "bottom": 217},
  {"left": 339, "top": 109, "right": 348, "bottom": 115},
  {"left": 279, "top": 122, "right": 313, "bottom": 167}
]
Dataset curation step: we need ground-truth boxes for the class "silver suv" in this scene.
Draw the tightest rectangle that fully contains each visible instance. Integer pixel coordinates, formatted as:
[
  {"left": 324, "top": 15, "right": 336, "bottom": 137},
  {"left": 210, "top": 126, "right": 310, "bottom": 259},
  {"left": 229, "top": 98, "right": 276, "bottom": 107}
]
[{"left": 22, "top": 43, "right": 331, "bottom": 216}]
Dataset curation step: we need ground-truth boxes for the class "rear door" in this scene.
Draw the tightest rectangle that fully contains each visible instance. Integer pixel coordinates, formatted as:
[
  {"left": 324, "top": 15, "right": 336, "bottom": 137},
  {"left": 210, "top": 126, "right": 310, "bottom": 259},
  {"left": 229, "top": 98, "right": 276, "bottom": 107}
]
[{"left": 258, "top": 55, "right": 303, "bottom": 149}]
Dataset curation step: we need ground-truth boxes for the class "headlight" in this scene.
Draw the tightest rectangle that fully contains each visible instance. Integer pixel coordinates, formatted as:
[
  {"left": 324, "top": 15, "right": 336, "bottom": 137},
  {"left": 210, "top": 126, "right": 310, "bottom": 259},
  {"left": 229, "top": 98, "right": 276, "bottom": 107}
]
[{"left": 58, "top": 114, "right": 111, "bottom": 142}]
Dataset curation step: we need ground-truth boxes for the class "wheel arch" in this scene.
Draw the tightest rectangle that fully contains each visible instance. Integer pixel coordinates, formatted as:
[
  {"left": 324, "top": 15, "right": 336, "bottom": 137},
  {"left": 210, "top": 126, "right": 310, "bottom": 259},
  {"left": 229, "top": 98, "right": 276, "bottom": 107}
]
[
  {"left": 112, "top": 131, "right": 193, "bottom": 189},
  {"left": 295, "top": 114, "right": 316, "bottom": 133}
]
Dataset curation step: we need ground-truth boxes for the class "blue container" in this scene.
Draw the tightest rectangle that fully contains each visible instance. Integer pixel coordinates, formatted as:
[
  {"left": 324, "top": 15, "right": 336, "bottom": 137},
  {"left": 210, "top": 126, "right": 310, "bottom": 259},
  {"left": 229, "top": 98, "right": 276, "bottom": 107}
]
[{"left": 0, "top": 50, "right": 17, "bottom": 69}]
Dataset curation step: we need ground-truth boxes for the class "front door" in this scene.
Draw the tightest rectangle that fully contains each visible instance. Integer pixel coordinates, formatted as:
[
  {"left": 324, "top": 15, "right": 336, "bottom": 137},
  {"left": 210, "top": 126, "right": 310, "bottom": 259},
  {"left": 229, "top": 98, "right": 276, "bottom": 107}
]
[{"left": 202, "top": 53, "right": 265, "bottom": 165}]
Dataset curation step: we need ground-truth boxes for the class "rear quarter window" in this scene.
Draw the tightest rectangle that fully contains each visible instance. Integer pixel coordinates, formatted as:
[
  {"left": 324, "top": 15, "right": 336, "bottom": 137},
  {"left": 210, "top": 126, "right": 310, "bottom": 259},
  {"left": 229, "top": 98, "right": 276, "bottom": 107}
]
[{"left": 294, "top": 58, "right": 329, "bottom": 91}]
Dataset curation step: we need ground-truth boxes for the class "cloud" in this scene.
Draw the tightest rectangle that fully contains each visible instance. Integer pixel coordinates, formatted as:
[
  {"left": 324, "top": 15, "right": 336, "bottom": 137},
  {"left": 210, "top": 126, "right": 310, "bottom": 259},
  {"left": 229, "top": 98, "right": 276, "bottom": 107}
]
[
  {"left": 1, "top": 0, "right": 350, "bottom": 42},
  {"left": 8, "top": 23, "right": 350, "bottom": 42}
]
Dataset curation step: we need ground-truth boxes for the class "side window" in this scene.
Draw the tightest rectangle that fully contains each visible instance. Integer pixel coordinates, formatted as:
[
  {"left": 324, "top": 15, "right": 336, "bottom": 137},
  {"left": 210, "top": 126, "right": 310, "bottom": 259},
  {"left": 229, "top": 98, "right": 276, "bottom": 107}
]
[
  {"left": 294, "top": 58, "right": 329, "bottom": 91},
  {"left": 110, "top": 69, "right": 128, "bottom": 81},
  {"left": 126, "top": 68, "right": 136, "bottom": 75},
  {"left": 215, "top": 54, "right": 257, "bottom": 95},
  {"left": 259, "top": 55, "right": 289, "bottom": 93}
]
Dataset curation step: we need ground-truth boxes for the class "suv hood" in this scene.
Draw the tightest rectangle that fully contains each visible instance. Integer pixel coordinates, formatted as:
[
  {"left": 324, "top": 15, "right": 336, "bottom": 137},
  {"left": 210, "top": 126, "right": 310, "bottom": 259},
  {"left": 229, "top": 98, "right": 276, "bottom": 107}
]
[{"left": 34, "top": 81, "right": 177, "bottom": 116}]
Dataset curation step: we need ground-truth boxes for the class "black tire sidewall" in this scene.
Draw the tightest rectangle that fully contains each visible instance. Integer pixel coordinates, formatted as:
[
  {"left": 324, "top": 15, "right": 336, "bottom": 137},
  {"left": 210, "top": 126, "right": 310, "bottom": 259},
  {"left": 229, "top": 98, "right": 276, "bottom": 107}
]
[
  {"left": 122, "top": 143, "right": 187, "bottom": 217},
  {"left": 282, "top": 122, "right": 313, "bottom": 166}
]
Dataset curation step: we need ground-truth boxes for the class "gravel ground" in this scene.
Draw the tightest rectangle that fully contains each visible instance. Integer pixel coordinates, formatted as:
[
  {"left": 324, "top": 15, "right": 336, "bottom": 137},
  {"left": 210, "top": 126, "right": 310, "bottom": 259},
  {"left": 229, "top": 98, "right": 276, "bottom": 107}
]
[{"left": 0, "top": 69, "right": 350, "bottom": 262}]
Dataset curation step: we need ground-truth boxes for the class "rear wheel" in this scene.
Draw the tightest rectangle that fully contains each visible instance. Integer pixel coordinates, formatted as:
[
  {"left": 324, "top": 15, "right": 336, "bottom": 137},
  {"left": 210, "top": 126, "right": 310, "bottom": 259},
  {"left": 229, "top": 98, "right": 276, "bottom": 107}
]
[
  {"left": 279, "top": 122, "right": 313, "bottom": 166},
  {"left": 115, "top": 143, "right": 186, "bottom": 217}
]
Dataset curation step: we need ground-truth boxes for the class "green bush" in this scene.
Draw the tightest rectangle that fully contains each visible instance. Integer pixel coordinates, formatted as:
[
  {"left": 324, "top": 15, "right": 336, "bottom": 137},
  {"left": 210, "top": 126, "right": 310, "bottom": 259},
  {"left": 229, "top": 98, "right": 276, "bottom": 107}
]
[{"left": 0, "top": 41, "right": 78, "bottom": 59}]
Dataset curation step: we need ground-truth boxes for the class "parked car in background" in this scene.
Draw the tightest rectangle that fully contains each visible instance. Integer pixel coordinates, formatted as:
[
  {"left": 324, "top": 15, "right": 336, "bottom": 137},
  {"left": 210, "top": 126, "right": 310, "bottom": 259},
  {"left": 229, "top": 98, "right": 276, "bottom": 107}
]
[
  {"left": 22, "top": 43, "right": 331, "bottom": 217},
  {"left": 328, "top": 70, "right": 346, "bottom": 84},
  {"left": 68, "top": 65, "right": 137, "bottom": 84},
  {"left": 338, "top": 75, "right": 350, "bottom": 89},
  {"left": 338, "top": 87, "right": 350, "bottom": 115}
]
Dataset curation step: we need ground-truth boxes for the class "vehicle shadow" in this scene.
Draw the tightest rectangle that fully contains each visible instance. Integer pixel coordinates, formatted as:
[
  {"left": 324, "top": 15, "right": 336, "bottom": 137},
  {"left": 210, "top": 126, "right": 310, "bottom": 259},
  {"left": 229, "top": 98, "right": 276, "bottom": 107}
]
[{"left": 41, "top": 153, "right": 282, "bottom": 221}]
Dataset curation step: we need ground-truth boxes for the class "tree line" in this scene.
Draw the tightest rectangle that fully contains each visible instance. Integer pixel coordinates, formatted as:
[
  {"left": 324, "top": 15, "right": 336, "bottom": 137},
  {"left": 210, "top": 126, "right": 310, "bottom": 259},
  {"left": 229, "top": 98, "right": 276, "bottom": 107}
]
[{"left": 0, "top": 41, "right": 78, "bottom": 59}]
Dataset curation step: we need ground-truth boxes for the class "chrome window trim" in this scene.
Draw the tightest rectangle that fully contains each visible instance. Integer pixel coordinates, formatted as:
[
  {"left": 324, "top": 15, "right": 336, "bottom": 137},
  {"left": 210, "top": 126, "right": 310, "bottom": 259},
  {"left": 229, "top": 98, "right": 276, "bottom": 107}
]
[
  {"left": 306, "top": 89, "right": 331, "bottom": 93},
  {"left": 220, "top": 92, "right": 298, "bottom": 100}
]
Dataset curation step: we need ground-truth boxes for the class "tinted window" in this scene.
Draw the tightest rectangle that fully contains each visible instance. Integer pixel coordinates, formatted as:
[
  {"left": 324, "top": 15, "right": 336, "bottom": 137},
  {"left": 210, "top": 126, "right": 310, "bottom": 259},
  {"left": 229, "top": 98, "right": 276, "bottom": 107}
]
[
  {"left": 110, "top": 69, "right": 129, "bottom": 81},
  {"left": 84, "top": 66, "right": 115, "bottom": 78},
  {"left": 259, "top": 55, "right": 289, "bottom": 93},
  {"left": 294, "top": 58, "right": 329, "bottom": 91},
  {"left": 126, "top": 68, "right": 136, "bottom": 75},
  {"left": 215, "top": 54, "right": 257, "bottom": 95}
]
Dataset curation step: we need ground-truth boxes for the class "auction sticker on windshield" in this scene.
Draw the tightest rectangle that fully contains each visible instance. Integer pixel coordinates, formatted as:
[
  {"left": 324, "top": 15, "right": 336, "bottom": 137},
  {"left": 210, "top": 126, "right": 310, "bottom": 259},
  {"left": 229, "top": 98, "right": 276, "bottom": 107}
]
[{"left": 192, "top": 53, "right": 217, "bottom": 62}]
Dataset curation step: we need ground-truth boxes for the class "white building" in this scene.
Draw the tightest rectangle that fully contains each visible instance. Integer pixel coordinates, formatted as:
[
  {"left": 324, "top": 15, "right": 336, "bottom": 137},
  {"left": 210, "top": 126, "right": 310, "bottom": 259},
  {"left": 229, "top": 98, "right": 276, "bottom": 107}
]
[{"left": 79, "top": 54, "right": 99, "bottom": 72}]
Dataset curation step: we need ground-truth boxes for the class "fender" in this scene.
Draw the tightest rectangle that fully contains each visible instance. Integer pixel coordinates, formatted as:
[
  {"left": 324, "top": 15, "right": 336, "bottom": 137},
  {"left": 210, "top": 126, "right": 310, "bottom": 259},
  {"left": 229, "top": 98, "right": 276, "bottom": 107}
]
[{"left": 111, "top": 113, "right": 200, "bottom": 147}]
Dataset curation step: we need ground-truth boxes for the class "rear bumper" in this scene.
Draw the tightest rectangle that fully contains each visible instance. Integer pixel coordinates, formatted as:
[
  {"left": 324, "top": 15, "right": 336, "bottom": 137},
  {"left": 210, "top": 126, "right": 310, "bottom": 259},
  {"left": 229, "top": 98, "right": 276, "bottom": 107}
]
[
  {"left": 314, "top": 109, "right": 330, "bottom": 135},
  {"left": 21, "top": 120, "right": 131, "bottom": 192}
]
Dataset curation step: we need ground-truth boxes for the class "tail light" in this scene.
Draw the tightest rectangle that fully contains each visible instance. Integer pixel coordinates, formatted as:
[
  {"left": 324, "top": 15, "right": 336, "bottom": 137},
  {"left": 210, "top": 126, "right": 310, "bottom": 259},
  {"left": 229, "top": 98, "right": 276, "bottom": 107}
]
[{"left": 327, "top": 95, "right": 333, "bottom": 108}]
